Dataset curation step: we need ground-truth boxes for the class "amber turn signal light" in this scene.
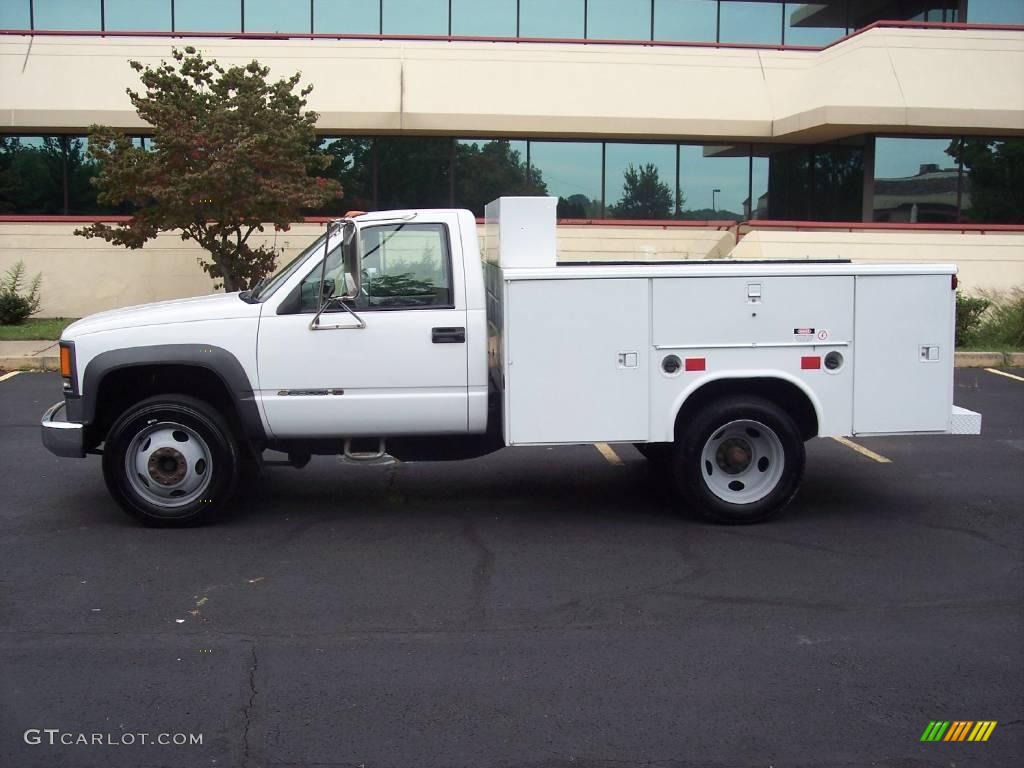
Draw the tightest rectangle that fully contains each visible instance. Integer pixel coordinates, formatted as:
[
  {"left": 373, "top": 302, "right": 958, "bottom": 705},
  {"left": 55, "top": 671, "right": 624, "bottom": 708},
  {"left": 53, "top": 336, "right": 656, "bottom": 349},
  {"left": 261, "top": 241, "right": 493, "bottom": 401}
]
[{"left": 59, "top": 345, "right": 72, "bottom": 379}]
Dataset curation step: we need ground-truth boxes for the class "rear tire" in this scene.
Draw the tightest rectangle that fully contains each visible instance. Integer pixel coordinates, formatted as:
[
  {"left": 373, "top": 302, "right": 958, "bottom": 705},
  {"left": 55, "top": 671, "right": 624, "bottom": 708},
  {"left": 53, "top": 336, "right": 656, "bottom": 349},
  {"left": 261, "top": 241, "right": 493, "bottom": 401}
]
[
  {"left": 102, "top": 395, "right": 240, "bottom": 526},
  {"left": 670, "top": 395, "right": 804, "bottom": 524}
]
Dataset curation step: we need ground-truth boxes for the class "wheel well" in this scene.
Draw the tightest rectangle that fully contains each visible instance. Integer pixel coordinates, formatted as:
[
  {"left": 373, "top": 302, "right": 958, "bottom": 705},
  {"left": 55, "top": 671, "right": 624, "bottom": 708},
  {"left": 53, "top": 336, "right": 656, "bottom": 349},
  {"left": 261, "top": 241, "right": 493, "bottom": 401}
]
[
  {"left": 674, "top": 377, "right": 819, "bottom": 441},
  {"left": 89, "top": 365, "right": 241, "bottom": 445}
]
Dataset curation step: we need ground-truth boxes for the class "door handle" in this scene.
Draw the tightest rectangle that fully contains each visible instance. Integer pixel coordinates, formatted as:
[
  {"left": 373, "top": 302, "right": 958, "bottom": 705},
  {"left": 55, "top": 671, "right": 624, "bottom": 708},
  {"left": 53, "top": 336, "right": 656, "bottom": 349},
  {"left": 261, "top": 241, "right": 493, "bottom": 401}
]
[{"left": 432, "top": 326, "right": 466, "bottom": 344}]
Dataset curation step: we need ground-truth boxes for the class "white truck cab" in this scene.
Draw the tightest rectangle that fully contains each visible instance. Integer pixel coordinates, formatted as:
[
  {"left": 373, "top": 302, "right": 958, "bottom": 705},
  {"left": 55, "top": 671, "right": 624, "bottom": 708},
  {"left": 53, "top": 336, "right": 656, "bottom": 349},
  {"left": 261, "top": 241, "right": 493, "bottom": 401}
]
[{"left": 42, "top": 197, "right": 981, "bottom": 526}]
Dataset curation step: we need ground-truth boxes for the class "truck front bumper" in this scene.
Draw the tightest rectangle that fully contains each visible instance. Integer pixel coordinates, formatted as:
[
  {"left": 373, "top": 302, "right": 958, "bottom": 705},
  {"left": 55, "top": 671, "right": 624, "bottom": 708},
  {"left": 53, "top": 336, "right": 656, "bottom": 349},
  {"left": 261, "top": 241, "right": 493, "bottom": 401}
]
[{"left": 41, "top": 400, "right": 85, "bottom": 458}]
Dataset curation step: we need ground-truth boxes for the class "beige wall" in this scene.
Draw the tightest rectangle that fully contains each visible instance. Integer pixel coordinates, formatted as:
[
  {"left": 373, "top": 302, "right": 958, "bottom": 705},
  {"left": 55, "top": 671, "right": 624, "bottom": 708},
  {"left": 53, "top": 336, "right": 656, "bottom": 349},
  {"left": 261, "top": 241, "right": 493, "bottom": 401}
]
[
  {"left": 0, "top": 222, "right": 1019, "bottom": 317},
  {"left": 2, "top": 27, "right": 1022, "bottom": 141}
]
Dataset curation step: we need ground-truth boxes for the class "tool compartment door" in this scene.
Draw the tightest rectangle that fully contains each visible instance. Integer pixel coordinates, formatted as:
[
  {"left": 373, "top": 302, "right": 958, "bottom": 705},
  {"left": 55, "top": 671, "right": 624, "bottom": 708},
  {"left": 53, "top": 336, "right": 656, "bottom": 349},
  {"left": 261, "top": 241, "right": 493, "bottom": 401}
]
[
  {"left": 505, "top": 278, "right": 649, "bottom": 444},
  {"left": 853, "top": 275, "right": 954, "bottom": 434}
]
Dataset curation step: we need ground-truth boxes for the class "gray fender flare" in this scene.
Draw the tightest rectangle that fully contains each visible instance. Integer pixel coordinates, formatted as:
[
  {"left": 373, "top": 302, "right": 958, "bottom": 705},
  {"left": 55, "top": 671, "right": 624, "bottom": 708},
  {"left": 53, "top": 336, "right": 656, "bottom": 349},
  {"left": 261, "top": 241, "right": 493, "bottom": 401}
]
[{"left": 69, "top": 344, "right": 265, "bottom": 442}]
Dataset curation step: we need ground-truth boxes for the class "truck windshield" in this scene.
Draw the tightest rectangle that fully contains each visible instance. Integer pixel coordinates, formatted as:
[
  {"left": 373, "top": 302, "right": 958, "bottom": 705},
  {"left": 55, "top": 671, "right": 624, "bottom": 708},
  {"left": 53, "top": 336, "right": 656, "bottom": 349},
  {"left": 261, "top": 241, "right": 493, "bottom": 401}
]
[{"left": 248, "top": 233, "right": 328, "bottom": 303}]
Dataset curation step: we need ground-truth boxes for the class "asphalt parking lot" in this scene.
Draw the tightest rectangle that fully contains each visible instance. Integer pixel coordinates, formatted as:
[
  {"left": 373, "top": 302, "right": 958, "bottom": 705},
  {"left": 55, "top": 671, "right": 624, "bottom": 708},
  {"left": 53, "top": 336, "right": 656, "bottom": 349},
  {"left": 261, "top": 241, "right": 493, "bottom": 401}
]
[{"left": 1, "top": 370, "right": 1021, "bottom": 768}]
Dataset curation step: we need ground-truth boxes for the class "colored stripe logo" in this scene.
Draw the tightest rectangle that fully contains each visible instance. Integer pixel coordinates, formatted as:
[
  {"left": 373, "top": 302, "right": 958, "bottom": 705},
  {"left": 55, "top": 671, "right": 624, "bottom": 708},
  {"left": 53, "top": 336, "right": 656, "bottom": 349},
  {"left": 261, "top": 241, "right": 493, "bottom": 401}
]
[{"left": 920, "top": 721, "right": 997, "bottom": 742}]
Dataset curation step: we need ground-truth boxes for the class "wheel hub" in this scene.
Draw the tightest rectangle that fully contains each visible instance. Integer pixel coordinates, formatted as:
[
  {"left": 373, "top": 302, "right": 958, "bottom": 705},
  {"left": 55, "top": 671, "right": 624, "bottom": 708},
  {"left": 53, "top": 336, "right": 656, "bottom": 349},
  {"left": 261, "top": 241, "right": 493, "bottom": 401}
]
[
  {"left": 700, "top": 419, "right": 785, "bottom": 505},
  {"left": 716, "top": 438, "right": 752, "bottom": 474},
  {"left": 124, "top": 421, "right": 213, "bottom": 509},
  {"left": 148, "top": 447, "right": 187, "bottom": 486}
]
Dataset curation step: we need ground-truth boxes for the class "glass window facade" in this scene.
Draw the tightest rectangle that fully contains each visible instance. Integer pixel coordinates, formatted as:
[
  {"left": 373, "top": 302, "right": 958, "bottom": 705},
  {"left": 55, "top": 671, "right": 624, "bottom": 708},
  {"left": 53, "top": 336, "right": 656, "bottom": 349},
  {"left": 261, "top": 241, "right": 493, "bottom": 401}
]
[
  {"left": 528, "top": 141, "right": 602, "bottom": 217},
  {"left": 2, "top": 133, "right": 1020, "bottom": 224},
  {"left": 719, "top": 1, "right": 784, "bottom": 46},
  {"left": 245, "top": 0, "right": 311, "bottom": 33},
  {"left": 967, "top": 0, "right": 1024, "bottom": 24},
  {"left": 653, "top": 0, "right": 718, "bottom": 42},
  {"left": 588, "top": 0, "right": 652, "bottom": 41},
  {"left": 382, "top": 0, "right": 448, "bottom": 36},
  {"left": 314, "top": 0, "right": 381, "bottom": 34},
  {"left": 873, "top": 137, "right": 959, "bottom": 223},
  {"left": 0, "top": 0, "right": 32, "bottom": 28},
  {"left": 519, "top": 0, "right": 586, "bottom": 38},
  {"left": 33, "top": 0, "right": 102, "bottom": 31},
  {"left": 104, "top": 0, "right": 172, "bottom": 31},
  {"left": 450, "top": 0, "right": 517, "bottom": 37},
  {"left": 174, "top": 0, "right": 241, "bottom": 32},
  {"left": 5, "top": 0, "right": 1012, "bottom": 42}
]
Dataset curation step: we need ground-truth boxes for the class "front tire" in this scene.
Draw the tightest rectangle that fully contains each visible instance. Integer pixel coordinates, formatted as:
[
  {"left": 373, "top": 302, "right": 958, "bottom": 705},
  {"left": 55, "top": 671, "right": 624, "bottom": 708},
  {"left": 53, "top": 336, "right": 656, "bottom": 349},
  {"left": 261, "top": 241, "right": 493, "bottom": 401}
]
[
  {"left": 102, "top": 395, "right": 240, "bottom": 526},
  {"left": 671, "top": 396, "right": 805, "bottom": 524}
]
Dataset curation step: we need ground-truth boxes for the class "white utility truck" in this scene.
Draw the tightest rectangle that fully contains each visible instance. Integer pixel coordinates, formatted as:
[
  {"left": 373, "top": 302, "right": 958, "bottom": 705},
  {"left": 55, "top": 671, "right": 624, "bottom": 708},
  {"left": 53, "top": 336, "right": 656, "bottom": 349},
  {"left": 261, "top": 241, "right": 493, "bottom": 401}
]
[{"left": 42, "top": 197, "right": 981, "bottom": 526}]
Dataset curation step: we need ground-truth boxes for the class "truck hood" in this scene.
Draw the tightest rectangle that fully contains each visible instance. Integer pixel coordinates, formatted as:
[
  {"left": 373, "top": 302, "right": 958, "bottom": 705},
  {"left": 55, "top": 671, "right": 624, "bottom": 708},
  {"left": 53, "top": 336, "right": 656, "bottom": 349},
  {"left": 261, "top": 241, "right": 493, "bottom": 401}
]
[{"left": 63, "top": 293, "right": 256, "bottom": 338}]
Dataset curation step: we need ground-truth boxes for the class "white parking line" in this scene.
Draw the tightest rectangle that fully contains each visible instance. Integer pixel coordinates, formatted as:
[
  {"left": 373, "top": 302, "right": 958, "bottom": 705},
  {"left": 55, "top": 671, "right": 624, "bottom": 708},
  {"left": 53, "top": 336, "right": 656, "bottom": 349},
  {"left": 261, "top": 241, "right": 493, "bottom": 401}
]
[
  {"left": 594, "top": 442, "right": 624, "bottom": 466},
  {"left": 831, "top": 436, "right": 892, "bottom": 464},
  {"left": 985, "top": 368, "right": 1024, "bottom": 384},
  {"left": 0, "top": 371, "right": 21, "bottom": 383}
]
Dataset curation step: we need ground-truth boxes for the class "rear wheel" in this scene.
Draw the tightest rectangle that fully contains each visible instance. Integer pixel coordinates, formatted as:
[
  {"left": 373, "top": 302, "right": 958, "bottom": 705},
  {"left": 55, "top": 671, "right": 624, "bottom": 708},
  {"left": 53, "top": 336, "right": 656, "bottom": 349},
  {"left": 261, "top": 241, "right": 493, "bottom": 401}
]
[
  {"left": 671, "top": 396, "right": 804, "bottom": 524},
  {"left": 102, "top": 395, "right": 240, "bottom": 526}
]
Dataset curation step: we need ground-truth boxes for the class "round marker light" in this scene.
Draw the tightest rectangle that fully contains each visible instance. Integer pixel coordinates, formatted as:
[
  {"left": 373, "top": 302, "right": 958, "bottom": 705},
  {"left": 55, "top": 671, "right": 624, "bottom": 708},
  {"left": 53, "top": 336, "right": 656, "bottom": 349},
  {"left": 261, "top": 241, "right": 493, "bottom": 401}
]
[
  {"left": 662, "top": 355, "right": 682, "bottom": 375},
  {"left": 824, "top": 351, "right": 844, "bottom": 371}
]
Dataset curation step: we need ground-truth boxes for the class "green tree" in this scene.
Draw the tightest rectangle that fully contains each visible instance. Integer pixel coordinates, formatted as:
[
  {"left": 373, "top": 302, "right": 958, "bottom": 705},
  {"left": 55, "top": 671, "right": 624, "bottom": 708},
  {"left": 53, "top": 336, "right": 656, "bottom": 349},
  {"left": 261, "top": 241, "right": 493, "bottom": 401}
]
[
  {"left": 948, "top": 138, "right": 1024, "bottom": 224},
  {"left": 454, "top": 140, "right": 547, "bottom": 216},
  {"left": 75, "top": 47, "right": 341, "bottom": 291},
  {"left": 609, "top": 163, "right": 673, "bottom": 219}
]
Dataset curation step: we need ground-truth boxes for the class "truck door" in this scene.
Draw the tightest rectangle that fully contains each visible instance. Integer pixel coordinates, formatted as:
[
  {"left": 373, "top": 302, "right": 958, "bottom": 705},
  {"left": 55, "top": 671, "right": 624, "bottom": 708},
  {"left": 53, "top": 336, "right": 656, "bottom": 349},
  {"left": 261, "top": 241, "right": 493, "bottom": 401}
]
[{"left": 256, "top": 221, "right": 470, "bottom": 438}]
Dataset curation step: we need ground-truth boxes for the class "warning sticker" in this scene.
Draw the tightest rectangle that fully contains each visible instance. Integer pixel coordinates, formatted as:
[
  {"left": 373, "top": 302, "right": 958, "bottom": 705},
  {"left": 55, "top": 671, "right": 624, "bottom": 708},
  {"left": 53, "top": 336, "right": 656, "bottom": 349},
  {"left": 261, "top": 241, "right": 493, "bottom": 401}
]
[{"left": 794, "top": 327, "right": 815, "bottom": 338}]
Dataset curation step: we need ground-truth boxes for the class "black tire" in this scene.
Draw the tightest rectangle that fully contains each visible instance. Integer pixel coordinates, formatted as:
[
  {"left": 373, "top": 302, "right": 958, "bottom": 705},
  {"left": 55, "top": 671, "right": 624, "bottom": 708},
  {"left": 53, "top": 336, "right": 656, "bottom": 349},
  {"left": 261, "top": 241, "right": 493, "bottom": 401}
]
[
  {"left": 670, "top": 395, "right": 805, "bottom": 524},
  {"left": 102, "top": 395, "right": 240, "bottom": 526}
]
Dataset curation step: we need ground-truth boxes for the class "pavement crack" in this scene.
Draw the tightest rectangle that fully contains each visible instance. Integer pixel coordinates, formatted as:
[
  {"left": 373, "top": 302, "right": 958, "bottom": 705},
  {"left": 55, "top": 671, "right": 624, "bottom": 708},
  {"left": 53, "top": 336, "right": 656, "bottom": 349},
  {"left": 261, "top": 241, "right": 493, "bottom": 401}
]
[
  {"left": 242, "top": 640, "right": 259, "bottom": 767},
  {"left": 462, "top": 517, "right": 495, "bottom": 628}
]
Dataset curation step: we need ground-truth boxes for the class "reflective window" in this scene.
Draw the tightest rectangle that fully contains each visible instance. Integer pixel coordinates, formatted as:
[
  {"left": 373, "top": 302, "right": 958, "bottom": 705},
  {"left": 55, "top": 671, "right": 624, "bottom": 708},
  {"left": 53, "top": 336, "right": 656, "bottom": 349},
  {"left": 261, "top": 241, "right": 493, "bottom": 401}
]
[
  {"left": 678, "top": 145, "right": 749, "bottom": 220},
  {"left": 750, "top": 154, "right": 769, "bottom": 219},
  {"left": 784, "top": 2, "right": 847, "bottom": 45},
  {"left": 104, "top": 0, "right": 172, "bottom": 31},
  {"left": 382, "top": 0, "right": 448, "bottom": 35},
  {"left": 528, "top": 141, "right": 602, "bottom": 217},
  {"left": 451, "top": 0, "right": 517, "bottom": 36},
  {"left": 653, "top": 0, "right": 717, "bottom": 42},
  {"left": 873, "top": 137, "right": 960, "bottom": 223},
  {"left": 604, "top": 143, "right": 676, "bottom": 219},
  {"left": 765, "top": 144, "right": 864, "bottom": 220},
  {"left": 454, "top": 139, "right": 542, "bottom": 216},
  {"left": 246, "top": 0, "right": 310, "bottom": 33},
  {"left": 34, "top": 0, "right": 102, "bottom": 30},
  {"left": 310, "top": 137, "right": 375, "bottom": 216},
  {"left": 967, "top": 0, "right": 1024, "bottom": 24},
  {"left": 376, "top": 137, "right": 453, "bottom": 209},
  {"left": 588, "top": 0, "right": 652, "bottom": 40},
  {"left": 0, "top": 136, "right": 109, "bottom": 215},
  {"left": 719, "top": 1, "right": 784, "bottom": 45},
  {"left": 951, "top": 137, "right": 1024, "bottom": 224},
  {"left": 850, "top": 0, "right": 957, "bottom": 27},
  {"left": 519, "top": 0, "right": 585, "bottom": 38},
  {"left": 0, "top": 0, "right": 31, "bottom": 28},
  {"left": 359, "top": 223, "right": 453, "bottom": 309},
  {"left": 314, "top": 0, "right": 381, "bottom": 34},
  {"left": 174, "top": 0, "right": 241, "bottom": 32}
]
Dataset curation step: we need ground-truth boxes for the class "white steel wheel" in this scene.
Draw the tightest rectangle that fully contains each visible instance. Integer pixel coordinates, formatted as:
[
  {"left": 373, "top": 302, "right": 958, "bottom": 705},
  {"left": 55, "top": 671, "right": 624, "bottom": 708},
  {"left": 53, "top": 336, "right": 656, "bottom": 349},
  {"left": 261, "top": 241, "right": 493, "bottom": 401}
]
[
  {"left": 699, "top": 419, "right": 785, "bottom": 505},
  {"left": 125, "top": 422, "right": 213, "bottom": 509}
]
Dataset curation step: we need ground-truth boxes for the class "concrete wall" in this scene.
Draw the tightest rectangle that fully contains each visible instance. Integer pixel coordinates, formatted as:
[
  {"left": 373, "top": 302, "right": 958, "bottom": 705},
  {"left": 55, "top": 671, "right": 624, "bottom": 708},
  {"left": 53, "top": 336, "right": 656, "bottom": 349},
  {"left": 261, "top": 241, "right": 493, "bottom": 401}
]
[
  {"left": 2, "top": 27, "right": 1022, "bottom": 141},
  {"left": 0, "top": 222, "right": 1019, "bottom": 317}
]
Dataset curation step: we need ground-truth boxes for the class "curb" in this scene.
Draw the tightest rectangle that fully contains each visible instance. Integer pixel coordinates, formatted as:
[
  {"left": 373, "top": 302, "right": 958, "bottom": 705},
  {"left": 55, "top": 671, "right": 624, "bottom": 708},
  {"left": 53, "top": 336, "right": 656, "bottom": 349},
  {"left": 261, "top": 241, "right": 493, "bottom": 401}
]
[
  {"left": 1, "top": 351, "right": 1021, "bottom": 374},
  {"left": 0, "top": 356, "right": 58, "bottom": 371}
]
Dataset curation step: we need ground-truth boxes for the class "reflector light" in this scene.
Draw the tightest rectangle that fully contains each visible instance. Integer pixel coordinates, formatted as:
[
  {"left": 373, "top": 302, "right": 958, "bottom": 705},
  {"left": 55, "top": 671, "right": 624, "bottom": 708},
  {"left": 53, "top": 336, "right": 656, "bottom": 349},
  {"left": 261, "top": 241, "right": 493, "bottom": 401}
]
[
  {"left": 801, "top": 356, "right": 821, "bottom": 370},
  {"left": 951, "top": 274, "right": 958, "bottom": 290},
  {"left": 685, "top": 357, "right": 706, "bottom": 372}
]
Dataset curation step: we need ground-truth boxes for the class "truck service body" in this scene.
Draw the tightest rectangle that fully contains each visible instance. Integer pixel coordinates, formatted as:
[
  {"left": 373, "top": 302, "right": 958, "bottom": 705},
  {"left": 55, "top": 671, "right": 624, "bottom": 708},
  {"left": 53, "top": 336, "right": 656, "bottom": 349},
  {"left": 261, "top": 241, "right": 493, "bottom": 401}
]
[{"left": 42, "top": 197, "right": 981, "bottom": 525}]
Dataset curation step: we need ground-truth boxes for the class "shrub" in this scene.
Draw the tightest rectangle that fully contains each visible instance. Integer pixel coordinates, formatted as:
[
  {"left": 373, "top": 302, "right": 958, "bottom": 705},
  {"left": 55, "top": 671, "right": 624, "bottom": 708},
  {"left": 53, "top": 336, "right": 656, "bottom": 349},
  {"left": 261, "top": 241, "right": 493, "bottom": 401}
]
[
  {"left": 0, "top": 261, "right": 42, "bottom": 325},
  {"left": 972, "top": 288, "right": 1024, "bottom": 350},
  {"left": 955, "top": 291, "right": 990, "bottom": 347}
]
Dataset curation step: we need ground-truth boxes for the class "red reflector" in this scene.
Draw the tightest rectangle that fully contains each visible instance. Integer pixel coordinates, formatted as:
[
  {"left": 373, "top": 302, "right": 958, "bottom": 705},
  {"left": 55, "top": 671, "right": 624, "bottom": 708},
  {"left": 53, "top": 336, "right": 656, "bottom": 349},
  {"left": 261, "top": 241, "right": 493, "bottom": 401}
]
[
  {"left": 685, "top": 357, "right": 706, "bottom": 372},
  {"left": 801, "top": 356, "right": 821, "bottom": 370}
]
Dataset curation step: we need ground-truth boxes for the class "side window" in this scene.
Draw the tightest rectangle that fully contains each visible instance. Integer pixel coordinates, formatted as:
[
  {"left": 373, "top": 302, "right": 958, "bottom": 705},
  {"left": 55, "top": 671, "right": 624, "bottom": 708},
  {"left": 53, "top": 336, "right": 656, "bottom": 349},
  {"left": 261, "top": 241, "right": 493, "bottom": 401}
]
[
  {"left": 360, "top": 223, "right": 453, "bottom": 309},
  {"left": 297, "top": 244, "right": 345, "bottom": 313}
]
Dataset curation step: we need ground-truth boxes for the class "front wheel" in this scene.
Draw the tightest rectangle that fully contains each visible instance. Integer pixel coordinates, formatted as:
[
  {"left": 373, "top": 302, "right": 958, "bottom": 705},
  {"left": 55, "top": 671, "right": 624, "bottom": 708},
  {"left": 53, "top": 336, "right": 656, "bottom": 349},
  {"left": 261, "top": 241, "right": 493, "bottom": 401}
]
[
  {"left": 102, "top": 395, "right": 240, "bottom": 526},
  {"left": 671, "top": 396, "right": 805, "bottom": 524}
]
